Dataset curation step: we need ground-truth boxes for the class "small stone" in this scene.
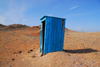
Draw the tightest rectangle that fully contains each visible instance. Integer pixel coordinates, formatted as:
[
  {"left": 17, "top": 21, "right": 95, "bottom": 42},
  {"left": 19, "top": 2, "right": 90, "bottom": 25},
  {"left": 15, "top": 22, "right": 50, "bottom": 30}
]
[
  {"left": 41, "top": 54, "right": 43, "bottom": 57},
  {"left": 12, "top": 58, "right": 15, "bottom": 61},
  {"left": 32, "top": 55, "right": 35, "bottom": 58},
  {"left": 73, "top": 62, "right": 75, "bottom": 64},
  {"left": 93, "top": 61, "right": 95, "bottom": 63},
  {"left": 30, "top": 49, "right": 33, "bottom": 52},
  {"left": 85, "top": 65, "right": 88, "bottom": 67},
  {"left": 67, "top": 54, "right": 70, "bottom": 56},
  {"left": 81, "top": 43, "right": 84, "bottom": 45},
  {"left": 13, "top": 52, "right": 16, "bottom": 54},
  {"left": 19, "top": 51, "right": 22, "bottom": 54},
  {"left": 80, "top": 63, "right": 82, "bottom": 65},
  {"left": 27, "top": 50, "right": 30, "bottom": 53}
]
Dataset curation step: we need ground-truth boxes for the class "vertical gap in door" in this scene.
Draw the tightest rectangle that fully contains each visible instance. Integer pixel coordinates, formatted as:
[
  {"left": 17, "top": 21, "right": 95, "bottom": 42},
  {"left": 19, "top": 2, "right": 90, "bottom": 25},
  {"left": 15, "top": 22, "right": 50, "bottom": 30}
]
[
  {"left": 61, "top": 19, "right": 64, "bottom": 37},
  {"left": 61, "top": 19, "right": 64, "bottom": 50},
  {"left": 42, "top": 20, "right": 45, "bottom": 55},
  {"left": 62, "top": 19, "right": 64, "bottom": 32}
]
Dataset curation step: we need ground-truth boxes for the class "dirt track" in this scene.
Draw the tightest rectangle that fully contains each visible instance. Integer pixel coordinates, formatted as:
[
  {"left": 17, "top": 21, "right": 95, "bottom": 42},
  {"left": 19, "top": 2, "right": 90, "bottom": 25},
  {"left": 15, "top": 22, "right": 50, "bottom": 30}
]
[{"left": 0, "top": 26, "right": 100, "bottom": 67}]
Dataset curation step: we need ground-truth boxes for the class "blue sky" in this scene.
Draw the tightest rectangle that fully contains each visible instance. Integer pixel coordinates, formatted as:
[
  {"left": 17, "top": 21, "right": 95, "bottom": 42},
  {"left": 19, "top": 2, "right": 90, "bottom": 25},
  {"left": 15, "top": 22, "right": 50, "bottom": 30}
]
[{"left": 0, "top": 0, "right": 100, "bottom": 32}]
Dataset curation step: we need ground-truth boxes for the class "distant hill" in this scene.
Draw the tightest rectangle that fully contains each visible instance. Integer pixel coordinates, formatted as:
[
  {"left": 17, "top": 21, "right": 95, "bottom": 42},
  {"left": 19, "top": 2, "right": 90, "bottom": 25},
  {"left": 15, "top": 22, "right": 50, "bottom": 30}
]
[
  {"left": 27, "top": 25, "right": 41, "bottom": 30},
  {"left": 0, "top": 24, "right": 30, "bottom": 31},
  {"left": 27, "top": 25, "right": 75, "bottom": 32},
  {"left": 0, "top": 24, "right": 75, "bottom": 32},
  {"left": 0, "top": 24, "right": 6, "bottom": 29},
  {"left": 65, "top": 28, "right": 75, "bottom": 32}
]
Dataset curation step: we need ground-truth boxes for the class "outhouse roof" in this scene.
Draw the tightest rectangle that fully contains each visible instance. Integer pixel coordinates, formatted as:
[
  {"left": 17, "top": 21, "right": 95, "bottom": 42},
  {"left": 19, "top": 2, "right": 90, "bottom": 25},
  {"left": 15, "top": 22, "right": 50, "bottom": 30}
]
[{"left": 40, "top": 16, "right": 66, "bottom": 20}]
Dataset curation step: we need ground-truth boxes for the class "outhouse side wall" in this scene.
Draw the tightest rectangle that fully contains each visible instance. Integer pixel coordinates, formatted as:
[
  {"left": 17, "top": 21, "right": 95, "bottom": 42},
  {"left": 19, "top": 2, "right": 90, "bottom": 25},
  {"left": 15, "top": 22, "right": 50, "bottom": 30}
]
[{"left": 43, "top": 16, "right": 66, "bottom": 55}]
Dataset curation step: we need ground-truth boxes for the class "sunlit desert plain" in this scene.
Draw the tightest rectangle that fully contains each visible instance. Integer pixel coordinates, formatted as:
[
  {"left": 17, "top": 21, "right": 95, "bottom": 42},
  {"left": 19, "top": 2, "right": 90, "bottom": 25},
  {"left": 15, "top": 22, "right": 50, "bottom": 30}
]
[{"left": 0, "top": 24, "right": 100, "bottom": 67}]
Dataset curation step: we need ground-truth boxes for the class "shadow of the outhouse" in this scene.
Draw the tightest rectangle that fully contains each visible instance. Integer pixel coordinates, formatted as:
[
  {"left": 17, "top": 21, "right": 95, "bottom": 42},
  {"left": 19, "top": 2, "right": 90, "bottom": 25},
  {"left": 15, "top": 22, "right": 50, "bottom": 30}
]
[{"left": 63, "top": 48, "right": 98, "bottom": 54}]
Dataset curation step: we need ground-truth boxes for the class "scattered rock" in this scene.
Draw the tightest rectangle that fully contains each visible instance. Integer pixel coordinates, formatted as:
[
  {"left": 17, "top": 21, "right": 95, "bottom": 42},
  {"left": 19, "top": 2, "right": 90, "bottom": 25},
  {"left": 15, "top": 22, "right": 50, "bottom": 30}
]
[
  {"left": 73, "top": 62, "right": 75, "bottom": 64},
  {"left": 13, "top": 52, "right": 17, "bottom": 54},
  {"left": 30, "top": 49, "right": 33, "bottom": 52},
  {"left": 19, "top": 51, "right": 22, "bottom": 54},
  {"left": 93, "top": 61, "right": 95, "bottom": 63},
  {"left": 84, "top": 63, "right": 87, "bottom": 65},
  {"left": 32, "top": 55, "right": 35, "bottom": 58},
  {"left": 41, "top": 54, "right": 43, "bottom": 57},
  {"left": 27, "top": 49, "right": 33, "bottom": 53},
  {"left": 12, "top": 58, "right": 15, "bottom": 61},
  {"left": 81, "top": 43, "right": 84, "bottom": 45},
  {"left": 85, "top": 65, "right": 88, "bottom": 67},
  {"left": 27, "top": 50, "right": 30, "bottom": 53},
  {"left": 13, "top": 51, "right": 22, "bottom": 54},
  {"left": 67, "top": 54, "right": 70, "bottom": 56},
  {"left": 80, "top": 63, "right": 82, "bottom": 65}
]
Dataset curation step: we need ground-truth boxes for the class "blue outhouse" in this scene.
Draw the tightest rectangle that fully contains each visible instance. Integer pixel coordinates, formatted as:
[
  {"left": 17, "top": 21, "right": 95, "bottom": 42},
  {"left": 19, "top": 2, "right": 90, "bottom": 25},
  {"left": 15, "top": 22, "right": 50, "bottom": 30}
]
[{"left": 40, "top": 16, "right": 66, "bottom": 55}]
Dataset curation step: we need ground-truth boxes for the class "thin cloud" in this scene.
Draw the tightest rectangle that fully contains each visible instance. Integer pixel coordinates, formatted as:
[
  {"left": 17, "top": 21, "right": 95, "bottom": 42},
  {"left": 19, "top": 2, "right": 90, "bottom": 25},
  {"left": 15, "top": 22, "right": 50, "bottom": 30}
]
[
  {"left": 0, "top": 16, "right": 6, "bottom": 24},
  {"left": 55, "top": 6, "right": 58, "bottom": 8},
  {"left": 66, "top": 10, "right": 100, "bottom": 18},
  {"left": 0, "top": 0, "right": 28, "bottom": 25},
  {"left": 69, "top": 5, "right": 79, "bottom": 10},
  {"left": 77, "top": 28, "right": 81, "bottom": 30},
  {"left": 47, "top": 14, "right": 53, "bottom": 16},
  {"left": 54, "top": 4, "right": 61, "bottom": 8},
  {"left": 22, "top": 19, "right": 28, "bottom": 22}
]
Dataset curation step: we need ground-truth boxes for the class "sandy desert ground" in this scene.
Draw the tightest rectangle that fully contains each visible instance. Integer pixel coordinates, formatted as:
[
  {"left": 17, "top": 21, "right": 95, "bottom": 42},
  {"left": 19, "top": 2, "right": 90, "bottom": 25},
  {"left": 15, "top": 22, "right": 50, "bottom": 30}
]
[{"left": 0, "top": 24, "right": 100, "bottom": 67}]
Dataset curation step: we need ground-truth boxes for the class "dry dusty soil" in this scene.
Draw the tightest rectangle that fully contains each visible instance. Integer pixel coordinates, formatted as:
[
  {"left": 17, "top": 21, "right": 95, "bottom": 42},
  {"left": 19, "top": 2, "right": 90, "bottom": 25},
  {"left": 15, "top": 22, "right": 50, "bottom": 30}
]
[{"left": 0, "top": 25, "right": 100, "bottom": 67}]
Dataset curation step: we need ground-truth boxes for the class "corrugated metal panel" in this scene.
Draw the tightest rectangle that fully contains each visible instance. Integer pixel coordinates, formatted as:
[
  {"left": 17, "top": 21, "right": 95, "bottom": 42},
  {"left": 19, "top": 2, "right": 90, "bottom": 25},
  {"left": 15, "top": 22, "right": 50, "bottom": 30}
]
[
  {"left": 40, "top": 16, "right": 66, "bottom": 55},
  {"left": 55, "top": 18, "right": 57, "bottom": 51},
  {"left": 58, "top": 18, "right": 62, "bottom": 51},
  {"left": 51, "top": 17, "right": 54, "bottom": 52},
  {"left": 48, "top": 17, "right": 52, "bottom": 53},
  {"left": 52, "top": 18, "right": 55, "bottom": 52},
  {"left": 56, "top": 18, "right": 59, "bottom": 51},
  {"left": 47, "top": 17, "right": 50, "bottom": 53},
  {"left": 44, "top": 17, "right": 48, "bottom": 54},
  {"left": 55, "top": 18, "right": 59, "bottom": 51}
]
